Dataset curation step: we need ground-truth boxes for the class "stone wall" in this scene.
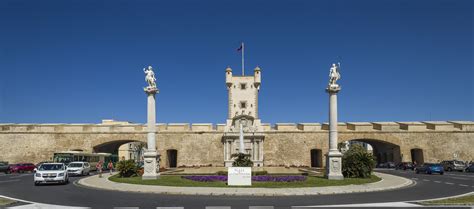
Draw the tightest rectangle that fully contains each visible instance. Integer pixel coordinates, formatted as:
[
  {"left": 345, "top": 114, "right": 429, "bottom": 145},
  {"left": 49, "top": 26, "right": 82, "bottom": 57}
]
[{"left": 0, "top": 121, "right": 473, "bottom": 166}]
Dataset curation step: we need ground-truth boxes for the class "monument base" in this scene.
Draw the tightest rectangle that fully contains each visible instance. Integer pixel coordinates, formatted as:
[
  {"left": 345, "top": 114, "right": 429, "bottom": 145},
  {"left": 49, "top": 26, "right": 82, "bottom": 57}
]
[
  {"left": 142, "top": 151, "right": 160, "bottom": 180},
  {"left": 325, "top": 151, "right": 344, "bottom": 180}
]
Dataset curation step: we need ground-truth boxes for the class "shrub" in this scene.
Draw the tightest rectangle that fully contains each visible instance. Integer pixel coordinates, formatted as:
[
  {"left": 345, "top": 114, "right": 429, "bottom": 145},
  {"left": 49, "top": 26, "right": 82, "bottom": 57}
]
[
  {"left": 116, "top": 160, "right": 138, "bottom": 177},
  {"left": 216, "top": 171, "right": 228, "bottom": 176},
  {"left": 231, "top": 153, "right": 254, "bottom": 167},
  {"left": 252, "top": 171, "right": 268, "bottom": 176},
  {"left": 342, "top": 144, "right": 376, "bottom": 178}
]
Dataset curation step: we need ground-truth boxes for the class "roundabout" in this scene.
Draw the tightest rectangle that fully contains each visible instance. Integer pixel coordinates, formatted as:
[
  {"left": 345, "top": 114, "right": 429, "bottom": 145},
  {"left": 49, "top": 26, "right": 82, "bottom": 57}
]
[{"left": 0, "top": 169, "right": 473, "bottom": 208}]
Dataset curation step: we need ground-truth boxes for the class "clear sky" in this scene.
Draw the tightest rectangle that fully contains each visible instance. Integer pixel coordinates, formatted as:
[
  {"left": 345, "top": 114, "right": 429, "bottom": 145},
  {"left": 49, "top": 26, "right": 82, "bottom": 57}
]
[{"left": 0, "top": 0, "right": 472, "bottom": 124}]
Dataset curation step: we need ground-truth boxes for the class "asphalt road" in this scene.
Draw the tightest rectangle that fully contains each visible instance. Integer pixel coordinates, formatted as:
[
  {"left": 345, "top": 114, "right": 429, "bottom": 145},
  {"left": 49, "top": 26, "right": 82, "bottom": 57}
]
[{"left": 0, "top": 169, "right": 472, "bottom": 209}]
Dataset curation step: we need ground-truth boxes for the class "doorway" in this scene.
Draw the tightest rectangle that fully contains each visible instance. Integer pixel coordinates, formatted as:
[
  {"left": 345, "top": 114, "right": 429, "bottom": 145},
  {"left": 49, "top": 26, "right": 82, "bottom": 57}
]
[
  {"left": 411, "top": 148, "right": 424, "bottom": 164},
  {"left": 167, "top": 149, "right": 178, "bottom": 168},
  {"left": 310, "top": 149, "right": 323, "bottom": 167}
]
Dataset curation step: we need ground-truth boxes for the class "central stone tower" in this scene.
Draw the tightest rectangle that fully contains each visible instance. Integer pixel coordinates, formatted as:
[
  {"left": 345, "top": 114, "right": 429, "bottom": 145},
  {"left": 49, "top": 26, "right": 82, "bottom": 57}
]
[{"left": 223, "top": 66, "right": 264, "bottom": 167}]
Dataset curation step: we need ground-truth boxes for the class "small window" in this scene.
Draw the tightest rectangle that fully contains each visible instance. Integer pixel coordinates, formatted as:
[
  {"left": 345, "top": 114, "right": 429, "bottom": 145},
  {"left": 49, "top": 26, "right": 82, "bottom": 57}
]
[
  {"left": 240, "top": 101, "right": 247, "bottom": 108},
  {"left": 240, "top": 83, "right": 247, "bottom": 90}
]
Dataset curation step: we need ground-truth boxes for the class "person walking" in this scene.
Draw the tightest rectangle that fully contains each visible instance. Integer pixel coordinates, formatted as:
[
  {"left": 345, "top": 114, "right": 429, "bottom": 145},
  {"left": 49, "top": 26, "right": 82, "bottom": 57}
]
[
  {"left": 96, "top": 160, "right": 103, "bottom": 178},
  {"left": 107, "top": 161, "right": 114, "bottom": 175}
]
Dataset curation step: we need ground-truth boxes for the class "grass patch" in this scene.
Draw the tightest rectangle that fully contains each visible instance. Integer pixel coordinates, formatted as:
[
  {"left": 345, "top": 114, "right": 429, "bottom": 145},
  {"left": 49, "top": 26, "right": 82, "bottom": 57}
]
[
  {"left": 421, "top": 194, "right": 474, "bottom": 205},
  {"left": 109, "top": 175, "right": 381, "bottom": 188},
  {"left": 0, "top": 197, "right": 16, "bottom": 206}
]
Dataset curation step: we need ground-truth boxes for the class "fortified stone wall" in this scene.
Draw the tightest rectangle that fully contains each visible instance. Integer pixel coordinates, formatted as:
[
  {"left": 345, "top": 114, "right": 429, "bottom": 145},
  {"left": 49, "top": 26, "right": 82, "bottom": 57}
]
[{"left": 0, "top": 121, "right": 472, "bottom": 166}]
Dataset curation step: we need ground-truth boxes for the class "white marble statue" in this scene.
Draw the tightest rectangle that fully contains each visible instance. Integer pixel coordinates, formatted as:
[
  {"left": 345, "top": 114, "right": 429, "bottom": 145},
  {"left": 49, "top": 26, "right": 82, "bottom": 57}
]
[
  {"left": 144, "top": 66, "right": 157, "bottom": 88},
  {"left": 329, "top": 63, "right": 341, "bottom": 86}
]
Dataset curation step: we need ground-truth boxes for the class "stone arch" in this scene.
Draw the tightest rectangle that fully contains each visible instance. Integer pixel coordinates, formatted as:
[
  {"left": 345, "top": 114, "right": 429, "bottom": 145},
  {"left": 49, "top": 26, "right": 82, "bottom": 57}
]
[
  {"left": 93, "top": 139, "right": 144, "bottom": 154},
  {"left": 342, "top": 138, "right": 402, "bottom": 164}
]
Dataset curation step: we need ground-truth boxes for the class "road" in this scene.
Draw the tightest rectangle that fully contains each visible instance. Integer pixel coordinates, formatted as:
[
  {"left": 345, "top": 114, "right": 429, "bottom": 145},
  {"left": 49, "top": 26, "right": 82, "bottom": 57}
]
[{"left": 0, "top": 169, "right": 472, "bottom": 209}]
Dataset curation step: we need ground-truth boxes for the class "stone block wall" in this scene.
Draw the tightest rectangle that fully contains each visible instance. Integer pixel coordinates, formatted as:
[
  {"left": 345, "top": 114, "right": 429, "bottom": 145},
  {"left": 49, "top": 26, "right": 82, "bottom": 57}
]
[{"left": 0, "top": 121, "right": 472, "bottom": 167}]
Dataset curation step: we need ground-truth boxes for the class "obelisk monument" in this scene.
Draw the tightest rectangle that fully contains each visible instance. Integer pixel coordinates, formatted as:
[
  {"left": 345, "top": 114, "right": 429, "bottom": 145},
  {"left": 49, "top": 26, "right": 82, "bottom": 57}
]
[
  {"left": 325, "top": 63, "right": 344, "bottom": 180},
  {"left": 142, "top": 66, "right": 160, "bottom": 180}
]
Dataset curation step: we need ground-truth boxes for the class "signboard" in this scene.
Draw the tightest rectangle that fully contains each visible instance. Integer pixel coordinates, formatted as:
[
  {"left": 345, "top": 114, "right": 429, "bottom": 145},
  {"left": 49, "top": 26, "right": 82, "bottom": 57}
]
[{"left": 228, "top": 167, "right": 252, "bottom": 186}]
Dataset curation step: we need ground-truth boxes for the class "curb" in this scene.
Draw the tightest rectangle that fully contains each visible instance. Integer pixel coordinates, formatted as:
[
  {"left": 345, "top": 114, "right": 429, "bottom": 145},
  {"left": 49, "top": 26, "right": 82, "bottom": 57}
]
[{"left": 77, "top": 172, "right": 413, "bottom": 196}]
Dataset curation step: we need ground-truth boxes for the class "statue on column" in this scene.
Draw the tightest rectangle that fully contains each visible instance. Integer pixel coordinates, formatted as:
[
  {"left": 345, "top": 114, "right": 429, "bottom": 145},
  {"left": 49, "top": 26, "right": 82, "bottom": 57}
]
[
  {"left": 328, "top": 63, "right": 341, "bottom": 86},
  {"left": 144, "top": 66, "right": 157, "bottom": 88}
]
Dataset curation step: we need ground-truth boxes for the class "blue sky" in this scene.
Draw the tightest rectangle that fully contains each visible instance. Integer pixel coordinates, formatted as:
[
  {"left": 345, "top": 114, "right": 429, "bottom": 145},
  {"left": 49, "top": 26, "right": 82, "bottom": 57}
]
[{"left": 0, "top": 0, "right": 472, "bottom": 124}]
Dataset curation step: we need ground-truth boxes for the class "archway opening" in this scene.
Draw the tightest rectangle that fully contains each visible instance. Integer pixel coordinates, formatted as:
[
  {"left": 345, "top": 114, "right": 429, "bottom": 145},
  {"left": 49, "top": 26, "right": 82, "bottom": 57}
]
[
  {"left": 310, "top": 149, "right": 323, "bottom": 167},
  {"left": 167, "top": 149, "right": 178, "bottom": 168},
  {"left": 411, "top": 148, "right": 424, "bottom": 164},
  {"left": 93, "top": 140, "right": 146, "bottom": 162},
  {"left": 347, "top": 139, "right": 401, "bottom": 165}
]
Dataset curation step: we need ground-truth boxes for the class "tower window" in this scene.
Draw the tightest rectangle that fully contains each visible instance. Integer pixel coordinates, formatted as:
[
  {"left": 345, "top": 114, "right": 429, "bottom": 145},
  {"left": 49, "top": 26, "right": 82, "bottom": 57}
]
[
  {"left": 240, "top": 101, "right": 247, "bottom": 109},
  {"left": 240, "top": 83, "right": 247, "bottom": 90}
]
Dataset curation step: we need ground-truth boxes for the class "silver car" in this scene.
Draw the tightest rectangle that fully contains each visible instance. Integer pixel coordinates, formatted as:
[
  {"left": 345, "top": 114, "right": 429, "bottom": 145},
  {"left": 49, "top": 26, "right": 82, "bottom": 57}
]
[{"left": 66, "top": 162, "right": 91, "bottom": 176}]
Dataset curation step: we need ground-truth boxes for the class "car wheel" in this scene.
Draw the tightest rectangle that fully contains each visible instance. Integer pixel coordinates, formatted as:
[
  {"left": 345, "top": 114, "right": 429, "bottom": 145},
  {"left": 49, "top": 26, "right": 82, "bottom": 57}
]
[
  {"left": 34, "top": 182, "right": 39, "bottom": 186},
  {"left": 440, "top": 172, "right": 444, "bottom": 175},
  {"left": 448, "top": 167, "right": 452, "bottom": 172}
]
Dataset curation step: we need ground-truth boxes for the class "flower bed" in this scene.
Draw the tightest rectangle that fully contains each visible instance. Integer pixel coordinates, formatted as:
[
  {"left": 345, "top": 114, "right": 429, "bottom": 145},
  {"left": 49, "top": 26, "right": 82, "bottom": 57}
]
[{"left": 181, "top": 175, "right": 306, "bottom": 182}]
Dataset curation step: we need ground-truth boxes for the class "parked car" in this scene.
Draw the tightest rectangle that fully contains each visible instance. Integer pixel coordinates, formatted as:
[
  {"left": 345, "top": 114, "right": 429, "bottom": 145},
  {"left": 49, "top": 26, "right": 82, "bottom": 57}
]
[
  {"left": 9, "top": 163, "right": 36, "bottom": 173},
  {"left": 34, "top": 163, "right": 69, "bottom": 185},
  {"left": 465, "top": 164, "right": 474, "bottom": 172},
  {"left": 0, "top": 162, "right": 10, "bottom": 174},
  {"left": 66, "top": 162, "right": 91, "bottom": 176},
  {"left": 377, "top": 162, "right": 396, "bottom": 168},
  {"left": 415, "top": 163, "right": 444, "bottom": 175},
  {"left": 396, "top": 162, "right": 414, "bottom": 170},
  {"left": 441, "top": 160, "right": 466, "bottom": 172}
]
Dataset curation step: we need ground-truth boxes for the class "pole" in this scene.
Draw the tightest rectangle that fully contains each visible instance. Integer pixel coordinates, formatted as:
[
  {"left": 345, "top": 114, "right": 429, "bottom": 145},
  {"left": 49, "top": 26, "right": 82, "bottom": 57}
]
[
  {"left": 239, "top": 123, "right": 245, "bottom": 153},
  {"left": 242, "top": 42, "right": 245, "bottom": 76}
]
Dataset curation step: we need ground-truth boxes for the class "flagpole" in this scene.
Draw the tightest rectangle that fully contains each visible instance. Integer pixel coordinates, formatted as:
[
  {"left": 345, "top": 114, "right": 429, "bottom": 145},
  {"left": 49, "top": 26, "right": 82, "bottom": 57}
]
[{"left": 242, "top": 42, "right": 245, "bottom": 76}]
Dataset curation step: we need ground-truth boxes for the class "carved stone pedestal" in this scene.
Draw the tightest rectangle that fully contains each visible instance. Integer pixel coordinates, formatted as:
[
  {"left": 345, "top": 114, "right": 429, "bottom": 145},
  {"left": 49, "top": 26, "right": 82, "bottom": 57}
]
[
  {"left": 325, "top": 151, "right": 343, "bottom": 180},
  {"left": 142, "top": 151, "right": 160, "bottom": 180}
]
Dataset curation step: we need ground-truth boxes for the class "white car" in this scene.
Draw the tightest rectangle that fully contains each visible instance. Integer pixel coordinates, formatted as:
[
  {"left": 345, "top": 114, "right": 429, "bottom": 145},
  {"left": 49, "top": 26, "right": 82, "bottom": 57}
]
[
  {"left": 67, "top": 162, "right": 91, "bottom": 176},
  {"left": 34, "top": 163, "right": 68, "bottom": 185}
]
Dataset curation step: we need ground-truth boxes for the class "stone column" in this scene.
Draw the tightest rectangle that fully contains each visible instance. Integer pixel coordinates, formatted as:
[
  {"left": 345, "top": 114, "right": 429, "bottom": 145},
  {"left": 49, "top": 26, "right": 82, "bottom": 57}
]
[
  {"left": 252, "top": 140, "right": 257, "bottom": 161},
  {"left": 325, "top": 85, "right": 344, "bottom": 180},
  {"left": 142, "top": 87, "right": 160, "bottom": 180}
]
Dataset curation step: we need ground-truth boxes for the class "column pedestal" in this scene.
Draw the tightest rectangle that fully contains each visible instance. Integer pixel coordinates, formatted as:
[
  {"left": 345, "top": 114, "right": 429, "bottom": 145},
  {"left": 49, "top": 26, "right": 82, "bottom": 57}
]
[{"left": 142, "top": 151, "right": 160, "bottom": 179}]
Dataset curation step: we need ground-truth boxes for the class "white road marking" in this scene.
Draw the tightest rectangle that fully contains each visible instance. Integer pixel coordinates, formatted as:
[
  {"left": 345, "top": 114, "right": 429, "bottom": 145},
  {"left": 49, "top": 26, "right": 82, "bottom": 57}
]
[
  {"left": 446, "top": 173, "right": 474, "bottom": 178},
  {"left": 9, "top": 174, "right": 31, "bottom": 178},
  {"left": 250, "top": 207, "right": 274, "bottom": 209},
  {"left": 434, "top": 181, "right": 441, "bottom": 183},
  {"left": 459, "top": 184, "right": 469, "bottom": 187},
  {"left": 422, "top": 179, "right": 430, "bottom": 182},
  {"left": 7, "top": 204, "right": 90, "bottom": 209},
  {"left": 206, "top": 207, "right": 231, "bottom": 209},
  {"left": 445, "top": 182, "right": 454, "bottom": 185},
  {"left": 156, "top": 207, "right": 184, "bottom": 209},
  {"left": 291, "top": 202, "right": 422, "bottom": 208},
  {"left": 412, "top": 177, "right": 418, "bottom": 180},
  {"left": 451, "top": 177, "right": 469, "bottom": 180},
  {"left": 0, "top": 179, "right": 20, "bottom": 183}
]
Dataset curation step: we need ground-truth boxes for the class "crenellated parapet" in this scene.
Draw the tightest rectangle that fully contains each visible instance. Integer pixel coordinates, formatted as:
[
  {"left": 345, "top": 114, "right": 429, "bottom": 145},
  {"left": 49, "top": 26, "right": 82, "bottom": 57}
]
[{"left": 0, "top": 120, "right": 473, "bottom": 133}]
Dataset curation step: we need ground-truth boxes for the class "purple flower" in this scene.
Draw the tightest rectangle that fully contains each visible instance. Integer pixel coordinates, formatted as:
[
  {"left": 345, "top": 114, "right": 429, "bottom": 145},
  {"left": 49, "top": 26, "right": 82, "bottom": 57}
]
[{"left": 181, "top": 175, "right": 306, "bottom": 182}]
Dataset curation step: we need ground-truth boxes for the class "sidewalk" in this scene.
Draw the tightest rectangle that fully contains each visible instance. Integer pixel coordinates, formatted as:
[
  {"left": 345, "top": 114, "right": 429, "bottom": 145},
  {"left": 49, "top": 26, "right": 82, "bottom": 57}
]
[{"left": 77, "top": 172, "right": 413, "bottom": 196}]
